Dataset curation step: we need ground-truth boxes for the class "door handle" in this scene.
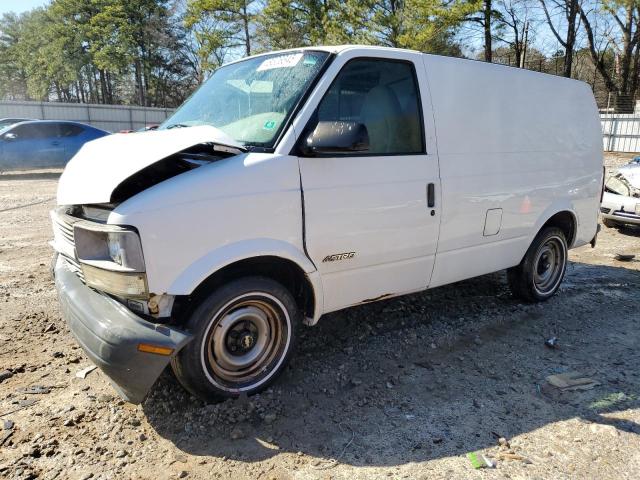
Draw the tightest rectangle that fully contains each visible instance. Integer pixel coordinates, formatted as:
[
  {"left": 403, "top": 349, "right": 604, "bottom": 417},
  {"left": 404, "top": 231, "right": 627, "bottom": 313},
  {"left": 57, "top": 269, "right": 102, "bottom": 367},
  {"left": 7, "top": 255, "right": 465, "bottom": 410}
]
[
  {"left": 427, "top": 183, "right": 435, "bottom": 208},
  {"left": 51, "top": 141, "right": 61, "bottom": 146}
]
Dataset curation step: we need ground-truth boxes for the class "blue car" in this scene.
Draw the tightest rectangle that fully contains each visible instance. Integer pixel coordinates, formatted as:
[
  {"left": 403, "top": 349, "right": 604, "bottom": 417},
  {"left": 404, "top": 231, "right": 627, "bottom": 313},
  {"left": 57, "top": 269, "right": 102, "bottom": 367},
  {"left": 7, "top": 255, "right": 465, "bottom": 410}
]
[{"left": 0, "top": 120, "right": 109, "bottom": 171}]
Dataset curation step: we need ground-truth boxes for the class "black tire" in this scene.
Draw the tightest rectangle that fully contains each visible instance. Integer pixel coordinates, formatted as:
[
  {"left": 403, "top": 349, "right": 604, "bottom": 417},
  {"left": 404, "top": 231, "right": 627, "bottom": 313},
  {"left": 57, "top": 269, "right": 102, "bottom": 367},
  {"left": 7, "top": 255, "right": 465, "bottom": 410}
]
[
  {"left": 171, "top": 276, "right": 299, "bottom": 402},
  {"left": 507, "top": 227, "right": 568, "bottom": 302},
  {"left": 602, "top": 217, "right": 619, "bottom": 229}
]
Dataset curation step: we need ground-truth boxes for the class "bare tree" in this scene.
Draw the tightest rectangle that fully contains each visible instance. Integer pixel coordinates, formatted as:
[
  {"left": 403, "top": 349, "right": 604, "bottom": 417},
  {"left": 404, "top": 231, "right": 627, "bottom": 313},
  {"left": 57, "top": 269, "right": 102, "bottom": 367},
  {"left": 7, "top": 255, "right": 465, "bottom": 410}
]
[
  {"left": 539, "top": 0, "right": 580, "bottom": 76},
  {"left": 496, "top": 0, "right": 535, "bottom": 67},
  {"left": 465, "top": 0, "right": 498, "bottom": 62},
  {"left": 579, "top": 0, "right": 640, "bottom": 112}
]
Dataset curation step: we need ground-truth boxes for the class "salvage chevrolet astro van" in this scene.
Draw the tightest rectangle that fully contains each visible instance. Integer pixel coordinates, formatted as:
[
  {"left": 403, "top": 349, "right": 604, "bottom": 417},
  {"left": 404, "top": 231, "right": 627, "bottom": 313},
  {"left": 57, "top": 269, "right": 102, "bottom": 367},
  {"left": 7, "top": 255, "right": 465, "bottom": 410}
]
[{"left": 51, "top": 46, "right": 603, "bottom": 403}]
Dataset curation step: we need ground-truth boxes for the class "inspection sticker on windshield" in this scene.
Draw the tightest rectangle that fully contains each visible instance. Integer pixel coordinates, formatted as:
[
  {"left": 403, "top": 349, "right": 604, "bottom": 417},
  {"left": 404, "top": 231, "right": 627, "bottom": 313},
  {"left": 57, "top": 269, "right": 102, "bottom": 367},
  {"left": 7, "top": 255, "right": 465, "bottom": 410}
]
[
  {"left": 263, "top": 120, "right": 277, "bottom": 130},
  {"left": 257, "top": 53, "right": 303, "bottom": 72}
]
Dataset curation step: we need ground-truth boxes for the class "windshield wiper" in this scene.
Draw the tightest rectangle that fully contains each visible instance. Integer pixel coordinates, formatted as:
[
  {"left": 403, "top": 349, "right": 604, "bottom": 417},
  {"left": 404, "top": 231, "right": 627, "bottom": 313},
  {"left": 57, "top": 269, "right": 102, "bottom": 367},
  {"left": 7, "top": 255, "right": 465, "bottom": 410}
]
[{"left": 166, "top": 123, "right": 190, "bottom": 130}]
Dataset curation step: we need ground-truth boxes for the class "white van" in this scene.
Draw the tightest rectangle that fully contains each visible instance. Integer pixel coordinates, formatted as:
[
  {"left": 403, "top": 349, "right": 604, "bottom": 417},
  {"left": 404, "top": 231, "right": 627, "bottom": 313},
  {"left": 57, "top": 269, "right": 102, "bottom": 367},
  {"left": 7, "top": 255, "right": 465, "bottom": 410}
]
[{"left": 51, "top": 45, "right": 603, "bottom": 404}]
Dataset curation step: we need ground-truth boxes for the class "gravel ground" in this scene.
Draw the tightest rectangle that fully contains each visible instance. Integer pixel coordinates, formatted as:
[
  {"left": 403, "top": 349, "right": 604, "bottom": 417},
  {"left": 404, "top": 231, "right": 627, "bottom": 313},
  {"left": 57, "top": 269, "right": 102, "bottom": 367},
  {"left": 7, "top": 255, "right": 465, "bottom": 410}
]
[{"left": 0, "top": 155, "right": 639, "bottom": 480}]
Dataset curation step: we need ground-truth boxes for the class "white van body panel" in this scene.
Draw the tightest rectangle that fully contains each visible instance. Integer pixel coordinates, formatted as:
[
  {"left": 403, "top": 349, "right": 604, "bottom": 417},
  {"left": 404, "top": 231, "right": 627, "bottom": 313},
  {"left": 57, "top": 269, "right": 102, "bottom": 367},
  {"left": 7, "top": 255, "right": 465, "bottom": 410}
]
[
  {"left": 107, "top": 153, "right": 311, "bottom": 296},
  {"left": 291, "top": 48, "right": 442, "bottom": 312},
  {"left": 422, "top": 54, "right": 602, "bottom": 287},
  {"left": 56, "top": 125, "right": 243, "bottom": 206}
]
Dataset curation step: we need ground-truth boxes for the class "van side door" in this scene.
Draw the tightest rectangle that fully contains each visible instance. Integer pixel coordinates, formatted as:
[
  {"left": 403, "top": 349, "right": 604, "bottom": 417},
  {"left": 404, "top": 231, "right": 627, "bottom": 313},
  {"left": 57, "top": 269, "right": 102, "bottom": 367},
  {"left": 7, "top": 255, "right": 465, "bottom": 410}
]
[{"left": 296, "top": 52, "right": 441, "bottom": 313}]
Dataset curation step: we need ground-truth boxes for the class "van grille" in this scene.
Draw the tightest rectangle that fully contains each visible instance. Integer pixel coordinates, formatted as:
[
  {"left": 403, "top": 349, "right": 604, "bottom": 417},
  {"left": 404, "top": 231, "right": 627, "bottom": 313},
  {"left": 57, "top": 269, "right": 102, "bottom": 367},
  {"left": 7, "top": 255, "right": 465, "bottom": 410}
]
[
  {"left": 51, "top": 209, "right": 85, "bottom": 282},
  {"left": 62, "top": 254, "right": 85, "bottom": 282},
  {"left": 52, "top": 214, "right": 75, "bottom": 248}
]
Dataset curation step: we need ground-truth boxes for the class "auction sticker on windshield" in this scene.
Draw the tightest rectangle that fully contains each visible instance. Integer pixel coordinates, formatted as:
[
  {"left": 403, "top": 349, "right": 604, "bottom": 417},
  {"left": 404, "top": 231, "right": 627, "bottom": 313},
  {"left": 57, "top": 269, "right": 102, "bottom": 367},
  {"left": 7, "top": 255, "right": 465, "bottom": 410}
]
[{"left": 257, "top": 53, "right": 303, "bottom": 72}]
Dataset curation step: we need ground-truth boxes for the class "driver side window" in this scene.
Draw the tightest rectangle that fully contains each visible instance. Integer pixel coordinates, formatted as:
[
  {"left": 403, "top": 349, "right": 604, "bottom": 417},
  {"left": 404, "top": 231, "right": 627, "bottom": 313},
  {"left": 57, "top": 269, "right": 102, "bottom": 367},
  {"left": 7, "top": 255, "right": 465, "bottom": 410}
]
[{"left": 314, "top": 58, "right": 424, "bottom": 155}]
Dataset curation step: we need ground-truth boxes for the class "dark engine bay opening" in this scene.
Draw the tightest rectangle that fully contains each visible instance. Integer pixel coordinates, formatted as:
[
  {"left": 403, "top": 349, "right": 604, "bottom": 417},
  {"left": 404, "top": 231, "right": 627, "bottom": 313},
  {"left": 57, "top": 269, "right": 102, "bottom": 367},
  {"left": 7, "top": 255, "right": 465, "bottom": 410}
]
[{"left": 110, "top": 143, "right": 240, "bottom": 204}]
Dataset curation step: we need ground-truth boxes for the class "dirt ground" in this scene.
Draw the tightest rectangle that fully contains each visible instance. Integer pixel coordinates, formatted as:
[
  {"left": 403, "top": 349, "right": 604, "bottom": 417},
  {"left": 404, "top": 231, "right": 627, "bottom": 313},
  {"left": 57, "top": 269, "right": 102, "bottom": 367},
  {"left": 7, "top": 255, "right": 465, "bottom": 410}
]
[{"left": 0, "top": 154, "right": 639, "bottom": 480}]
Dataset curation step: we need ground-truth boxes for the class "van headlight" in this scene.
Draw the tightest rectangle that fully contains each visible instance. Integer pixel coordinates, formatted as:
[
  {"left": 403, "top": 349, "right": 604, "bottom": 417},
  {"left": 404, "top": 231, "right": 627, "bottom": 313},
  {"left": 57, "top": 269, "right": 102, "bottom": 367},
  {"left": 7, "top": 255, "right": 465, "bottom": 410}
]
[{"left": 73, "top": 222, "right": 148, "bottom": 298}]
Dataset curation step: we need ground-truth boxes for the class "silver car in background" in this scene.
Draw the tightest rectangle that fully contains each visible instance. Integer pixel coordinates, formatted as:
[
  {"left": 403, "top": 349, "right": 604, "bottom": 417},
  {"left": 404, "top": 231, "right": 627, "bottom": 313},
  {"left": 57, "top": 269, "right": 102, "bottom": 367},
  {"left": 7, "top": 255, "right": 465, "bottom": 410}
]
[{"left": 601, "top": 163, "right": 640, "bottom": 228}]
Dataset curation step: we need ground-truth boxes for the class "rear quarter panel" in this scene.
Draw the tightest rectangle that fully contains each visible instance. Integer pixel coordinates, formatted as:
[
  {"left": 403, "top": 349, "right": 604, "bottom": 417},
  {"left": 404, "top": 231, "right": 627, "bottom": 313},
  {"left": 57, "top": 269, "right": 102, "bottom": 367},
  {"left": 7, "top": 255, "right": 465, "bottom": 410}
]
[{"left": 424, "top": 55, "right": 602, "bottom": 287}]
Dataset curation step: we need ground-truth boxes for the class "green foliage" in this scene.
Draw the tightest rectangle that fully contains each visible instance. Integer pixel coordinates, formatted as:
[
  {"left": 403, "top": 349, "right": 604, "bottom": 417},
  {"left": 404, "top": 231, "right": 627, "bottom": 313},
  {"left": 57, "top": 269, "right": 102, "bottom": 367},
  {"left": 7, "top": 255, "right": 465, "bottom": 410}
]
[
  {"left": 185, "top": 0, "right": 258, "bottom": 75},
  {"left": 0, "top": 0, "right": 195, "bottom": 105},
  {"left": 256, "top": 0, "right": 472, "bottom": 54},
  {"left": 257, "top": 0, "right": 371, "bottom": 49},
  {"left": 399, "top": 0, "right": 480, "bottom": 53},
  {"left": 0, "top": 12, "right": 31, "bottom": 100}
]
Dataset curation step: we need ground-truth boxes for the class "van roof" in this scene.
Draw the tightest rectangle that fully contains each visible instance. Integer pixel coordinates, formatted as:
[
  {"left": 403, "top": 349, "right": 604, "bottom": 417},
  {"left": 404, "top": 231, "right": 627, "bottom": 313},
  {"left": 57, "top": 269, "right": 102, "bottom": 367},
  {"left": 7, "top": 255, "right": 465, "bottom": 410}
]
[
  {"left": 229, "top": 45, "right": 586, "bottom": 84},
  {"left": 223, "top": 45, "right": 420, "bottom": 66}
]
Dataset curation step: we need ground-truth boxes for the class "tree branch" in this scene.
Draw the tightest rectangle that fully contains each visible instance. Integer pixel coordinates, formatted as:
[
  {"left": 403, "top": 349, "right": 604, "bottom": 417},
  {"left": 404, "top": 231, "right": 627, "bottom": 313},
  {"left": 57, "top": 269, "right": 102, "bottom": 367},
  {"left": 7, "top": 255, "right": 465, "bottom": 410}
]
[
  {"left": 578, "top": 3, "right": 617, "bottom": 93},
  {"left": 539, "top": 0, "right": 567, "bottom": 47}
]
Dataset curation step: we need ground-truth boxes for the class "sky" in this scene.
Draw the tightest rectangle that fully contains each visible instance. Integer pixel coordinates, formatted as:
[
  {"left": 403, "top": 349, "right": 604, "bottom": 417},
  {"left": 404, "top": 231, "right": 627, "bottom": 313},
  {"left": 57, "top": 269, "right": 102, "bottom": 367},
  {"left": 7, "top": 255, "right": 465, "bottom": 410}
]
[{"left": 0, "top": 0, "right": 50, "bottom": 16}]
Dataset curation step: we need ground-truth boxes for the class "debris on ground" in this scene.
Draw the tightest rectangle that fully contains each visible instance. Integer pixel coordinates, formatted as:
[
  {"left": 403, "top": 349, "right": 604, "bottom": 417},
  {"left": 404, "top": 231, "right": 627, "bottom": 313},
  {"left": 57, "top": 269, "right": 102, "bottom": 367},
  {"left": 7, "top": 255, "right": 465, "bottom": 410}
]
[
  {"left": 546, "top": 371, "right": 601, "bottom": 391},
  {"left": 589, "top": 392, "right": 637, "bottom": 410},
  {"left": 544, "top": 336, "right": 558, "bottom": 349},
  {"left": 495, "top": 435, "right": 532, "bottom": 464},
  {"left": 17, "top": 385, "right": 50, "bottom": 395},
  {"left": 43, "top": 323, "right": 57, "bottom": 333},
  {"left": 614, "top": 253, "right": 635, "bottom": 262},
  {"left": 496, "top": 452, "right": 532, "bottom": 463},
  {"left": 467, "top": 451, "right": 494, "bottom": 469},
  {"left": 0, "top": 429, "right": 13, "bottom": 446},
  {"left": 16, "top": 398, "right": 38, "bottom": 408},
  {"left": 75, "top": 365, "right": 97, "bottom": 379}
]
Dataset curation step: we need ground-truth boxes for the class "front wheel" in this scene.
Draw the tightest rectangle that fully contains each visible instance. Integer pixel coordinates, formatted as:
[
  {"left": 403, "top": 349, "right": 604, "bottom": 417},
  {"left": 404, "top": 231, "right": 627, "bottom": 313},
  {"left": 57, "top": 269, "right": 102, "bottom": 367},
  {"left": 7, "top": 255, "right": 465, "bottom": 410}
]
[
  {"left": 171, "top": 277, "right": 299, "bottom": 402},
  {"left": 507, "top": 227, "right": 568, "bottom": 302}
]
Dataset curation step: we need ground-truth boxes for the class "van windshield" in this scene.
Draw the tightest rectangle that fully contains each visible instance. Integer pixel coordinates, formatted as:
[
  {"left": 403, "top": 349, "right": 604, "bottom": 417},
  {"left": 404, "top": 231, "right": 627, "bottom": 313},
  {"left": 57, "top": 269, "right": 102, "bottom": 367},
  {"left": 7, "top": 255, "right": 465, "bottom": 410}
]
[{"left": 161, "top": 51, "right": 330, "bottom": 148}]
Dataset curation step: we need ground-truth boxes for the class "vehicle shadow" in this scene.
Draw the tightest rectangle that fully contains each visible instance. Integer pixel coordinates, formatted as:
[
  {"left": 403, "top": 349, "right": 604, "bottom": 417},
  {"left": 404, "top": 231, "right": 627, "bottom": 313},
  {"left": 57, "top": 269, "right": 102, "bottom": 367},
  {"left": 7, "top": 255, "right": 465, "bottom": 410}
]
[
  {"left": 614, "top": 223, "right": 640, "bottom": 238},
  {"left": 142, "top": 261, "right": 640, "bottom": 467}
]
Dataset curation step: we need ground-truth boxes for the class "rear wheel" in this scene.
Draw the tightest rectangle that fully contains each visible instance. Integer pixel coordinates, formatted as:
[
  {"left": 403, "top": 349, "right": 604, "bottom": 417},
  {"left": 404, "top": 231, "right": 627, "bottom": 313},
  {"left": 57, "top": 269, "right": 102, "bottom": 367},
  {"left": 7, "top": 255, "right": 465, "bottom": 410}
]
[
  {"left": 508, "top": 227, "right": 567, "bottom": 302},
  {"left": 171, "top": 277, "right": 299, "bottom": 402}
]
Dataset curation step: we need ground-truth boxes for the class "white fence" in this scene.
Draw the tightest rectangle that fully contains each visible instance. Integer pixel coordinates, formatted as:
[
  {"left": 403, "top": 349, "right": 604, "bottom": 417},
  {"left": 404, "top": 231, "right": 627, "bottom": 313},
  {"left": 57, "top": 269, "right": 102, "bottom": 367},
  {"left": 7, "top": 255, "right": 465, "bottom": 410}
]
[
  {"left": 601, "top": 114, "right": 640, "bottom": 153},
  {"left": 0, "top": 101, "right": 174, "bottom": 133}
]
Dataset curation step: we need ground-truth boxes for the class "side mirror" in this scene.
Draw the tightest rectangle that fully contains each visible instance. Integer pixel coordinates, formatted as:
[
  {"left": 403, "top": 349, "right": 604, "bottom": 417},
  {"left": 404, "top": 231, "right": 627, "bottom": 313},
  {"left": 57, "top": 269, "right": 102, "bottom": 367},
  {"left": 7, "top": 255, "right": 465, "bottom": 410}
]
[
  {"left": 300, "top": 121, "right": 369, "bottom": 156},
  {"left": 3, "top": 132, "right": 17, "bottom": 141}
]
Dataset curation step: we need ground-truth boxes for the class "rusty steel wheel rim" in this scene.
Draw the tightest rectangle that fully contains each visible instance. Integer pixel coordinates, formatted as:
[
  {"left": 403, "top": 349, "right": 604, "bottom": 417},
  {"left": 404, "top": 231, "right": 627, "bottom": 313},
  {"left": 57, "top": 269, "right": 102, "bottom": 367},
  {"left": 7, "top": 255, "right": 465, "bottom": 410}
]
[
  {"left": 533, "top": 235, "right": 566, "bottom": 295},
  {"left": 201, "top": 293, "right": 290, "bottom": 392}
]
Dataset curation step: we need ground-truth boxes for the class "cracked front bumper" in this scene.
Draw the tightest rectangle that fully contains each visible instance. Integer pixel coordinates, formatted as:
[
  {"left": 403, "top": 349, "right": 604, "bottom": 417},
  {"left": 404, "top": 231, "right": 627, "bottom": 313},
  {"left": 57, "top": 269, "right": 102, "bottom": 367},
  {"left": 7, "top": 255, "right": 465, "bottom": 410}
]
[{"left": 54, "top": 259, "right": 192, "bottom": 403}]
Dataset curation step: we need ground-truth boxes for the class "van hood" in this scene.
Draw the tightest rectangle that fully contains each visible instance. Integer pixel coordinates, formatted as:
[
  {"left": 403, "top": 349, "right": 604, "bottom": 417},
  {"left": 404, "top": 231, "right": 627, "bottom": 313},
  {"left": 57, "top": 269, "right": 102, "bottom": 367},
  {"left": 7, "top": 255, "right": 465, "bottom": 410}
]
[{"left": 57, "top": 125, "right": 244, "bottom": 206}]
